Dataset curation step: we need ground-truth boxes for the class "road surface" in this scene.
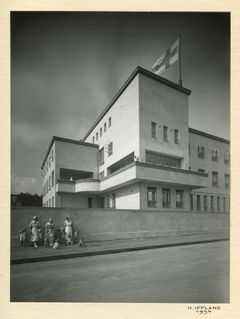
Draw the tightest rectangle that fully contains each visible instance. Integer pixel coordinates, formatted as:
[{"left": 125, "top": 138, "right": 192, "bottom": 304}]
[{"left": 11, "top": 241, "right": 229, "bottom": 303}]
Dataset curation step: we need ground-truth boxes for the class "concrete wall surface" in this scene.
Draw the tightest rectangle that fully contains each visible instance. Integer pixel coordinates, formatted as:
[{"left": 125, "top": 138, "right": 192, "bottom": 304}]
[{"left": 11, "top": 208, "right": 229, "bottom": 246}]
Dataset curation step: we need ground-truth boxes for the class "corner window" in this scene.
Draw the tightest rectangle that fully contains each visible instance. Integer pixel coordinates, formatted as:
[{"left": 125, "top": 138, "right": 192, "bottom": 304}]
[
  {"left": 147, "top": 187, "right": 157, "bottom": 208},
  {"left": 198, "top": 146, "right": 205, "bottom": 159},
  {"left": 163, "top": 125, "right": 168, "bottom": 141},
  {"left": 108, "top": 142, "right": 113, "bottom": 157},
  {"left": 212, "top": 171, "right": 218, "bottom": 186},
  {"left": 212, "top": 149, "right": 219, "bottom": 161},
  {"left": 174, "top": 129, "right": 179, "bottom": 144},
  {"left": 151, "top": 122, "right": 157, "bottom": 138},
  {"left": 162, "top": 188, "right": 171, "bottom": 208},
  {"left": 176, "top": 190, "right": 184, "bottom": 209}
]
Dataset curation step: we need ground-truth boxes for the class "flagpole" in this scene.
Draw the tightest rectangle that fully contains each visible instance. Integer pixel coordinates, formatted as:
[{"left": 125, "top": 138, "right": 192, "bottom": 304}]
[{"left": 179, "top": 34, "right": 183, "bottom": 86}]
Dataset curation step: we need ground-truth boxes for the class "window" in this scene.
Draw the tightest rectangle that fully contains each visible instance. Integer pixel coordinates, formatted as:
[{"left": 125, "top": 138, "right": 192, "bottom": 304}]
[
  {"left": 92, "top": 136, "right": 95, "bottom": 144},
  {"left": 147, "top": 187, "right": 157, "bottom": 208},
  {"left": 49, "top": 176, "right": 51, "bottom": 190},
  {"left": 100, "top": 171, "right": 105, "bottom": 179},
  {"left": 176, "top": 190, "right": 184, "bottom": 209},
  {"left": 146, "top": 150, "right": 181, "bottom": 168},
  {"left": 99, "top": 147, "right": 104, "bottom": 165},
  {"left": 225, "top": 174, "right": 230, "bottom": 188},
  {"left": 49, "top": 198, "right": 51, "bottom": 207},
  {"left": 212, "top": 171, "right": 218, "bottom": 186},
  {"left": 174, "top": 129, "right": 179, "bottom": 144},
  {"left": 100, "top": 128, "right": 102, "bottom": 136},
  {"left": 217, "top": 197, "right": 220, "bottom": 212},
  {"left": 104, "top": 122, "right": 107, "bottom": 132},
  {"left": 151, "top": 122, "right": 157, "bottom": 138},
  {"left": 52, "top": 196, "right": 54, "bottom": 207},
  {"left": 109, "top": 117, "right": 112, "bottom": 128},
  {"left": 51, "top": 149, "right": 54, "bottom": 162},
  {"left": 51, "top": 170, "right": 54, "bottom": 187},
  {"left": 224, "top": 153, "right": 230, "bottom": 164},
  {"left": 163, "top": 125, "right": 168, "bottom": 141},
  {"left": 197, "top": 195, "right": 201, "bottom": 211},
  {"left": 190, "top": 194, "right": 193, "bottom": 210},
  {"left": 204, "top": 195, "right": 208, "bottom": 211},
  {"left": 188, "top": 143, "right": 191, "bottom": 156},
  {"left": 88, "top": 197, "right": 92, "bottom": 208},
  {"left": 212, "top": 149, "right": 219, "bottom": 161},
  {"left": 107, "top": 193, "right": 115, "bottom": 208},
  {"left": 211, "top": 196, "right": 214, "bottom": 212},
  {"left": 198, "top": 146, "right": 205, "bottom": 159},
  {"left": 223, "top": 197, "right": 226, "bottom": 212},
  {"left": 108, "top": 142, "right": 113, "bottom": 156},
  {"left": 162, "top": 188, "right": 171, "bottom": 208},
  {"left": 96, "top": 132, "right": 98, "bottom": 141}
]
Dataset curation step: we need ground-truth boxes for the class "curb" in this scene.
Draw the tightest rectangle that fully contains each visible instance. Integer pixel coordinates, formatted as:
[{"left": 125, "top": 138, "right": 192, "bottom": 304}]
[{"left": 11, "top": 238, "right": 229, "bottom": 265}]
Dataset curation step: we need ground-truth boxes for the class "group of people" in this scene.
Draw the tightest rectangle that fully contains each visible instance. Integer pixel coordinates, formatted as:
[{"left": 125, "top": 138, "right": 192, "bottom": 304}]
[{"left": 19, "top": 216, "right": 85, "bottom": 249}]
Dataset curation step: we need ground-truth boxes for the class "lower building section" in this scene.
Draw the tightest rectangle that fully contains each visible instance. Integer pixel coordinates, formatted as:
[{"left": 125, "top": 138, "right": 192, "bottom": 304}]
[{"left": 190, "top": 192, "right": 230, "bottom": 213}]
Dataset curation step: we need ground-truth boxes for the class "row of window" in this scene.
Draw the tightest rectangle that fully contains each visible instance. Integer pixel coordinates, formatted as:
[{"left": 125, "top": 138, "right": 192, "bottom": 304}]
[
  {"left": 99, "top": 142, "right": 113, "bottom": 165},
  {"left": 211, "top": 172, "right": 230, "bottom": 188},
  {"left": 195, "top": 146, "right": 230, "bottom": 164},
  {"left": 191, "top": 194, "right": 228, "bottom": 212},
  {"left": 92, "top": 117, "right": 112, "bottom": 144},
  {"left": 147, "top": 187, "right": 184, "bottom": 209},
  {"left": 42, "top": 149, "right": 54, "bottom": 177},
  {"left": 42, "top": 170, "right": 54, "bottom": 196},
  {"left": 151, "top": 122, "right": 179, "bottom": 144},
  {"left": 43, "top": 196, "right": 55, "bottom": 207}
]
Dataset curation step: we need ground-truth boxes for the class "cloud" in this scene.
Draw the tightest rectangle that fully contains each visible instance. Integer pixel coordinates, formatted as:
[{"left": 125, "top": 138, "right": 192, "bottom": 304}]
[{"left": 11, "top": 175, "right": 38, "bottom": 194}]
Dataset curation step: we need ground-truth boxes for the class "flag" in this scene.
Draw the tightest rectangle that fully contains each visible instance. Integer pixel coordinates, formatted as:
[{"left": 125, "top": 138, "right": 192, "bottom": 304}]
[{"left": 152, "top": 38, "right": 179, "bottom": 75}]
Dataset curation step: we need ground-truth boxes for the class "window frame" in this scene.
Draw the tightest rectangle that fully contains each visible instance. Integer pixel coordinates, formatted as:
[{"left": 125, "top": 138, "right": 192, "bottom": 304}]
[
  {"left": 176, "top": 189, "right": 184, "bottom": 209},
  {"left": 162, "top": 188, "right": 171, "bottom": 208},
  {"left": 147, "top": 187, "right": 157, "bottom": 208},
  {"left": 174, "top": 129, "right": 179, "bottom": 144},
  {"left": 151, "top": 121, "right": 157, "bottom": 138},
  {"left": 163, "top": 125, "right": 168, "bottom": 142}
]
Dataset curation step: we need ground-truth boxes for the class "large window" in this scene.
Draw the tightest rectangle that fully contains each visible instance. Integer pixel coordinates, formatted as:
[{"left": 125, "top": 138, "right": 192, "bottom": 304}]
[
  {"left": 163, "top": 125, "right": 168, "bottom": 141},
  {"left": 198, "top": 146, "right": 205, "bottom": 159},
  {"left": 151, "top": 122, "right": 157, "bottom": 138},
  {"left": 176, "top": 190, "right": 184, "bottom": 209},
  {"left": 147, "top": 187, "right": 157, "bottom": 208},
  {"left": 146, "top": 150, "right": 182, "bottom": 168},
  {"left": 174, "top": 129, "right": 179, "bottom": 144},
  {"left": 162, "top": 188, "right": 171, "bottom": 208},
  {"left": 212, "top": 171, "right": 218, "bottom": 186}
]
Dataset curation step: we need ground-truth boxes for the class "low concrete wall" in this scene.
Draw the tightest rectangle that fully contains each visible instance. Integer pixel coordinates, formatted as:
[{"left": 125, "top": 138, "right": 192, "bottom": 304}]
[{"left": 11, "top": 207, "right": 230, "bottom": 246}]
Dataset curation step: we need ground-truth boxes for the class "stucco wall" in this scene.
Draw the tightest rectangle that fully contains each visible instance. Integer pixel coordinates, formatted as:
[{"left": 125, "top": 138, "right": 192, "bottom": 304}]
[
  {"left": 139, "top": 73, "right": 190, "bottom": 169},
  {"left": 85, "top": 75, "right": 140, "bottom": 177},
  {"left": 11, "top": 208, "right": 229, "bottom": 246}
]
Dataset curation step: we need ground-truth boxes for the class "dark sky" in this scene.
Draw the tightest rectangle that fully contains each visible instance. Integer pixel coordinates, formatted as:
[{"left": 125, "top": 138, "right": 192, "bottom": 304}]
[{"left": 11, "top": 12, "right": 230, "bottom": 195}]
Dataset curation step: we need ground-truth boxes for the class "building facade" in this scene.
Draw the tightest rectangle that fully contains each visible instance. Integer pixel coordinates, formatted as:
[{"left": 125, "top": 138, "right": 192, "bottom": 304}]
[{"left": 41, "top": 67, "right": 230, "bottom": 212}]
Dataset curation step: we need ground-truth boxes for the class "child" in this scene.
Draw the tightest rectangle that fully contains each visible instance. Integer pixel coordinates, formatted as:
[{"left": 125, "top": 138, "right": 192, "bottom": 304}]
[{"left": 19, "top": 229, "right": 26, "bottom": 247}]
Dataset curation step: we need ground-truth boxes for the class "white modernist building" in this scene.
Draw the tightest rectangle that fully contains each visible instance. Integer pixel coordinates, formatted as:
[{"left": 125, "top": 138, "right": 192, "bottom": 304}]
[{"left": 41, "top": 67, "right": 230, "bottom": 212}]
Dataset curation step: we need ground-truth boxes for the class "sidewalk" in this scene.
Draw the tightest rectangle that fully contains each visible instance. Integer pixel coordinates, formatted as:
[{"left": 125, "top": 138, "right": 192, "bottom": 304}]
[{"left": 11, "top": 232, "right": 229, "bottom": 264}]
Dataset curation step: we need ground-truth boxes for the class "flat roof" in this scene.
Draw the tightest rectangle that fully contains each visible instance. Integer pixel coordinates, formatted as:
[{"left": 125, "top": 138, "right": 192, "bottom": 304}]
[
  {"left": 189, "top": 128, "right": 230, "bottom": 144},
  {"left": 82, "top": 66, "right": 191, "bottom": 141},
  {"left": 41, "top": 136, "right": 98, "bottom": 169}
]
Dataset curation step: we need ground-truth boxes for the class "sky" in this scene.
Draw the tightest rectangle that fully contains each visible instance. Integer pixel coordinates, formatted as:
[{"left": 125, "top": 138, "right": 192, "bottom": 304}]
[{"left": 11, "top": 12, "right": 230, "bottom": 195}]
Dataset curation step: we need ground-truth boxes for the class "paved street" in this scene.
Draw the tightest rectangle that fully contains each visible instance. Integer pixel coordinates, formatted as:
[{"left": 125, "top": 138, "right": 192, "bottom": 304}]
[{"left": 11, "top": 241, "right": 229, "bottom": 303}]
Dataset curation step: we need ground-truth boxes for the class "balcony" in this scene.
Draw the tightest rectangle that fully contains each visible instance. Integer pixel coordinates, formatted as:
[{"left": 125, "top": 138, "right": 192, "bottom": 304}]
[
  {"left": 100, "top": 162, "right": 208, "bottom": 191},
  {"left": 56, "top": 179, "right": 100, "bottom": 193}
]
